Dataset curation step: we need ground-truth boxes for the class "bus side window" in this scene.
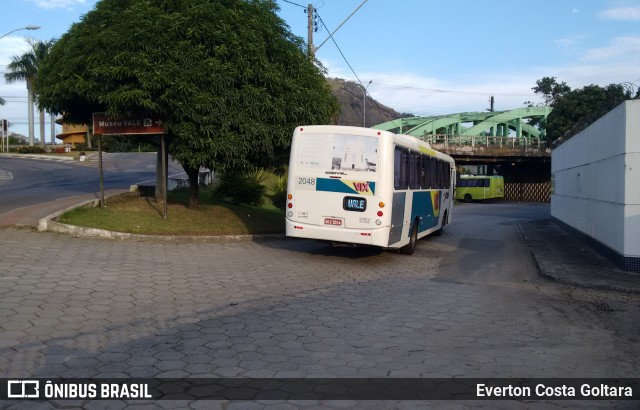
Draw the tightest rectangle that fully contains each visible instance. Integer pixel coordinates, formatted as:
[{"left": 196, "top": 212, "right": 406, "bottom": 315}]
[
  {"left": 432, "top": 159, "right": 438, "bottom": 189},
  {"left": 394, "top": 147, "right": 409, "bottom": 190},
  {"left": 409, "top": 152, "right": 420, "bottom": 190},
  {"left": 394, "top": 147, "right": 402, "bottom": 189},
  {"left": 436, "top": 160, "right": 444, "bottom": 189},
  {"left": 445, "top": 166, "right": 451, "bottom": 188},
  {"left": 430, "top": 158, "right": 437, "bottom": 189},
  {"left": 484, "top": 178, "right": 490, "bottom": 187},
  {"left": 420, "top": 156, "right": 428, "bottom": 188}
]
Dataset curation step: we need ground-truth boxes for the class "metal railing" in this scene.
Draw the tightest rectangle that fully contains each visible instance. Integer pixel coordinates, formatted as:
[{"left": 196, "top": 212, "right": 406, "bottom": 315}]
[{"left": 421, "top": 134, "right": 548, "bottom": 156}]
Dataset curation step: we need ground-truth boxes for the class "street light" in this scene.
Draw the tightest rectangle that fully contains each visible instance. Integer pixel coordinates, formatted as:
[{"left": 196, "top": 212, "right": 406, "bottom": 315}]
[
  {"left": 0, "top": 25, "right": 41, "bottom": 41},
  {"left": 361, "top": 80, "right": 372, "bottom": 128}
]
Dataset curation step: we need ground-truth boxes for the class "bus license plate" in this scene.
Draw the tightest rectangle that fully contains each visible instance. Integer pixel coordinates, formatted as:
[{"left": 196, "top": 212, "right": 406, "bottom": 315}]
[
  {"left": 343, "top": 196, "right": 367, "bottom": 212},
  {"left": 324, "top": 218, "right": 343, "bottom": 226}
]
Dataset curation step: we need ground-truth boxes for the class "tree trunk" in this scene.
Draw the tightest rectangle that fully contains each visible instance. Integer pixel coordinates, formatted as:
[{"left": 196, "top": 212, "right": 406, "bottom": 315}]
[
  {"left": 27, "top": 81, "right": 34, "bottom": 146},
  {"left": 184, "top": 165, "right": 200, "bottom": 208},
  {"left": 39, "top": 109, "right": 45, "bottom": 148},
  {"left": 86, "top": 128, "right": 93, "bottom": 149},
  {"left": 50, "top": 113, "right": 56, "bottom": 144}
]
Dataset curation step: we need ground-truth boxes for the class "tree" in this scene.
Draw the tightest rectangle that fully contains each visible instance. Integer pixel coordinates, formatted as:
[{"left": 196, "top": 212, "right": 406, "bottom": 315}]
[
  {"left": 532, "top": 77, "right": 571, "bottom": 106},
  {"left": 4, "top": 38, "right": 55, "bottom": 147},
  {"left": 543, "top": 83, "right": 632, "bottom": 143},
  {"left": 36, "top": 0, "right": 339, "bottom": 207}
]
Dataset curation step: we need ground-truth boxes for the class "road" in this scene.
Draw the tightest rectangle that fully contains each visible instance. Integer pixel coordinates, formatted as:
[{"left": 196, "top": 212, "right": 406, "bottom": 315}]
[
  {"left": 0, "top": 153, "right": 184, "bottom": 217},
  {"left": 0, "top": 202, "right": 638, "bottom": 408}
]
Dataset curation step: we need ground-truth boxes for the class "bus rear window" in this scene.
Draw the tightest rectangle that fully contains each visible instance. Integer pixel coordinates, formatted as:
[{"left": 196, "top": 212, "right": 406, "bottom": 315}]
[{"left": 297, "top": 133, "right": 378, "bottom": 172}]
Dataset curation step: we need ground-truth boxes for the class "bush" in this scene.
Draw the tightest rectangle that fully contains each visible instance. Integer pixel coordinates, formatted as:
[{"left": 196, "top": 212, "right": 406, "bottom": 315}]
[
  {"left": 17, "top": 146, "right": 47, "bottom": 154},
  {"left": 268, "top": 175, "right": 288, "bottom": 211},
  {"left": 214, "top": 169, "right": 267, "bottom": 206}
]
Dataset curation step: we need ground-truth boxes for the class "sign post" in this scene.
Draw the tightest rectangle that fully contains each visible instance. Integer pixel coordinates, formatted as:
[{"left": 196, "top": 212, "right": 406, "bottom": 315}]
[
  {"left": 92, "top": 113, "right": 167, "bottom": 215},
  {"left": 1, "top": 119, "right": 8, "bottom": 153},
  {"left": 98, "top": 134, "right": 104, "bottom": 208},
  {"left": 160, "top": 134, "right": 167, "bottom": 219}
]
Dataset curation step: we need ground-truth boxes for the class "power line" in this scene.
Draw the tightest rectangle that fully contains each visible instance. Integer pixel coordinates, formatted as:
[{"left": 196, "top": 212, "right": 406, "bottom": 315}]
[
  {"left": 280, "top": 0, "right": 305, "bottom": 8},
  {"left": 316, "top": 13, "right": 363, "bottom": 86},
  {"left": 372, "top": 82, "right": 536, "bottom": 97}
]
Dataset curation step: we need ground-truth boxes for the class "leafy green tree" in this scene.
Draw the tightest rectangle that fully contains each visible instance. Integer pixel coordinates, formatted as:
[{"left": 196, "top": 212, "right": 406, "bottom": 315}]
[
  {"left": 532, "top": 77, "right": 571, "bottom": 106},
  {"left": 5, "top": 38, "right": 55, "bottom": 147},
  {"left": 544, "top": 83, "right": 632, "bottom": 143},
  {"left": 36, "top": 0, "right": 338, "bottom": 207}
]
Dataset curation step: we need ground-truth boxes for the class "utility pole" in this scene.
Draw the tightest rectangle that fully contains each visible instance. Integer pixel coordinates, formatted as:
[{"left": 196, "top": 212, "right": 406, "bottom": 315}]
[{"left": 307, "top": 4, "right": 314, "bottom": 59}]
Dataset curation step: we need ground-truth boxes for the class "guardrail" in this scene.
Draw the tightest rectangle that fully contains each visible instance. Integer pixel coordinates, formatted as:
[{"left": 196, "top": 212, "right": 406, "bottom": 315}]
[{"left": 422, "top": 134, "right": 550, "bottom": 156}]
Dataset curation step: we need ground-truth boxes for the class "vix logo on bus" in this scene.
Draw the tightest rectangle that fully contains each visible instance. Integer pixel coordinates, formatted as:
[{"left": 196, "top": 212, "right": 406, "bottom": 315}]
[{"left": 344, "top": 180, "right": 374, "bottom": 196}]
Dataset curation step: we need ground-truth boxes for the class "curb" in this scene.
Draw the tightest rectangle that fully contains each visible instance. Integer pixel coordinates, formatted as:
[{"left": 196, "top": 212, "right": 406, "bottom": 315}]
[
  {"left": 0, "top": 153, "right": 76, "bottom": 162},
  {"left": 37, "top": 193, "right": 286, "bottom": 243}
]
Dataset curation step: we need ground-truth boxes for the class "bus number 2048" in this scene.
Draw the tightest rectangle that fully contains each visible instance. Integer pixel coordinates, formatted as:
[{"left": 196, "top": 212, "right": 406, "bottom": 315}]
[{"left": 298, "top": 178, "right": 316, "bottom": 185}]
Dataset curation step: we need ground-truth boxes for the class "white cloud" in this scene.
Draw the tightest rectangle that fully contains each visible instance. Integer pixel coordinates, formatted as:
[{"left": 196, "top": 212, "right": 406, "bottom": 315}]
[
  {"left": 24, "top": 0, "right": 86, "bottom": 10},
  {"left": 554, "top": 35, "right": 586, "bottom": 54},
  {"left": 320, "top": 35, "right": 640, "bottom": 118},
  {"left": 1, "top": 36, "right": 38, "bottom": 138},
  {"left": 327, "top": 70, "right": 541, "bottom": 117},
  {"left": 600, "top": 6, "right": 640, "bottom": 21},
  {"left": 572, "top": 8, "right": 580, "bottom": 14},
  {"left": 582, "top": 36, "right": 640, "bottom": 62}
]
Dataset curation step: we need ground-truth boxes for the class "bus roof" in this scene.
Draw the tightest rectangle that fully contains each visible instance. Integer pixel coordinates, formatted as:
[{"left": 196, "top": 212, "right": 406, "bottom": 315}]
[{"left": 294, "top": 125, "right": 455, "bottom": 165}]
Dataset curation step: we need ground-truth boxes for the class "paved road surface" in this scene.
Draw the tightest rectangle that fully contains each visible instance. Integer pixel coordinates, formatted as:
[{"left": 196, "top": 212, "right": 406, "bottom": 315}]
[
  {"left": 0, "top": 203, "right": 638, "bottom": 409},
  {"left": 0, "top": 153, "right": 183, "bottom": 217}
]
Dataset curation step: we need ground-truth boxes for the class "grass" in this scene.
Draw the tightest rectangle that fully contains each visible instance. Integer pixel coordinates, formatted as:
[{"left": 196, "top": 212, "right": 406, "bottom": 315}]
[{"left": 57, "top": 191, "right": 285, "bottom": 236}]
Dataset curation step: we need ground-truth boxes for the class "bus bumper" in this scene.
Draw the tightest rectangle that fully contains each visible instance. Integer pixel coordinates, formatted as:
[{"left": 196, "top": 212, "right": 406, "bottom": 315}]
[{"left": 286, "top": 219, "right": 391, "bottom": 247}]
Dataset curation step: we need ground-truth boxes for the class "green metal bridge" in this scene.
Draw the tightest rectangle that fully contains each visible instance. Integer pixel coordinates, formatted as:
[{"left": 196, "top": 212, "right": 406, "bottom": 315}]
[
  {"left": 373, "top": 107, "right": 554, "bottom": 201},
  {"left": 373, "top": 106, "right": 552, "bottom": 157}
]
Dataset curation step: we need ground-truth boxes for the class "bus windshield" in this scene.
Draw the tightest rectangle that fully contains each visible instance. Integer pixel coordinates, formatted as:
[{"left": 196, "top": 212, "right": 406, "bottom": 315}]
[{"left": 297, "top": 133, "right": 378, "bottom": 173}]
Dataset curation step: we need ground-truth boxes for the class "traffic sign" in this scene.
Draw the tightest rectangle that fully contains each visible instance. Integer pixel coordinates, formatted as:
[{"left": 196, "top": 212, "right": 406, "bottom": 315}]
[{"left": 92, "top": 112, "right": 165, "bottom": 135}]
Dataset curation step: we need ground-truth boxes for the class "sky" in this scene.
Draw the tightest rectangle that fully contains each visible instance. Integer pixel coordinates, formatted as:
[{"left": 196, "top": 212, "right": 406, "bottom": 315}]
[{"left": 0, "top": 0, "right": 639, "bottom": 141}]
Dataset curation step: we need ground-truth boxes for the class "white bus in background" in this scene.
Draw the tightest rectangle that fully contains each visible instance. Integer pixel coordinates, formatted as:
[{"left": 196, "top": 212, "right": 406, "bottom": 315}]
[{"left": 285, "top": 125, "right": 456, "bottom": 254}]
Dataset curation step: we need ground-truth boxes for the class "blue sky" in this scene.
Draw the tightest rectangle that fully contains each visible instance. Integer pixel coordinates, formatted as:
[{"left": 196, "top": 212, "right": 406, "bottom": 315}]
[{"left": 1, "top": 0, "right": 639, "bottom": 140}]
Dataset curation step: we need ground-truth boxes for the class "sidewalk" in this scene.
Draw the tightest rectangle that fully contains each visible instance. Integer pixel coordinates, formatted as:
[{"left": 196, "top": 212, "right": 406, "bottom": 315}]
[
  {"left": 519, "top": 218, "right": 640, "bottom": 294},
  {"left": 0, "top": 152, "right": 76, "bottom": 162}
]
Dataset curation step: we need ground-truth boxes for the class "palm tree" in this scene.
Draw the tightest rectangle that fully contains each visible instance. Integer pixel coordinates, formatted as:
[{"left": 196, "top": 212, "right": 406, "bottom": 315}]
[{"left": 4, "top": 38, "right": 55, "bottom": 147}]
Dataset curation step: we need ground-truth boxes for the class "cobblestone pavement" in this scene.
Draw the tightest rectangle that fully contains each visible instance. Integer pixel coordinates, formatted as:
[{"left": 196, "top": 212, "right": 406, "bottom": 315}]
[{"left": 0, "top": 203, "right": 638, "bottom": 409}]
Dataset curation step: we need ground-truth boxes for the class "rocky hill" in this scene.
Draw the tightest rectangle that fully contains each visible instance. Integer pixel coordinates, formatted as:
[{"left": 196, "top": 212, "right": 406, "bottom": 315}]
[{"left": 328, "top": 78, "right": 402, "bottom": 128}]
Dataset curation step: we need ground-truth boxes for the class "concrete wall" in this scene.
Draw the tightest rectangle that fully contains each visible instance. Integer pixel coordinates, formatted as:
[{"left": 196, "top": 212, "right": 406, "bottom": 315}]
[{"left": 551, "top": 100, "right": 640, "bottom": 263}]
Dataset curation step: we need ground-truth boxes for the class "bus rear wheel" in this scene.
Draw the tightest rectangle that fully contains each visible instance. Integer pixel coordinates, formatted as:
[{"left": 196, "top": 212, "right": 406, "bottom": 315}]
[
  {"left": 464, "top": 193, "right": 472, "bottom": 202},
  {"left": 400, "top": 221, "right": 418, "bottom": 255},
  {"left": 434, "top": 211, "right": 447, "bottom": 236}
]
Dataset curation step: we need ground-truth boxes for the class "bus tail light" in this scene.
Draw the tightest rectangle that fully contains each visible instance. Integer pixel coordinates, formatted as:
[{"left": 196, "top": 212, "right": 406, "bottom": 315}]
[
  {"left": 295, "top": 226, "right": 303, "bottom": 230},
  {"left": 361, "top": 233, "right": 371, "bottom": 236},
  {"left": 379, "top": 202, "right": 385, "bottom": 208},
  {"left": 377, "top": 211, "right": 383, "bottom": 217}
]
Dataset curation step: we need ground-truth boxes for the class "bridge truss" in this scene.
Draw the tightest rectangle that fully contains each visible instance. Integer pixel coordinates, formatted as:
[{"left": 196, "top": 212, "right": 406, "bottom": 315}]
[{"left": 373, "top": 106, "right": 551, "bottom": 140}]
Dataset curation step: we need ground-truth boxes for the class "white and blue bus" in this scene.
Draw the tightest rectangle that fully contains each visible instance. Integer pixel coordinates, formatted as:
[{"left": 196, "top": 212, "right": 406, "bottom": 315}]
[{"left": 285, "top": 125, "right": 456, "bottom": 254}]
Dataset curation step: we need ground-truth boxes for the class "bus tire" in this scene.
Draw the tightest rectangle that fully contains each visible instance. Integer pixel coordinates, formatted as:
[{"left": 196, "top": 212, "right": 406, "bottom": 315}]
[
  {"left": 434, "top": 211, "right": 447, "bottom": 236},
  {"left": 464, "top": 193, "right": 472, "bottom": 202},
  {"left": 400, "top": 220, "right": 418, "bottom": 255}
]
